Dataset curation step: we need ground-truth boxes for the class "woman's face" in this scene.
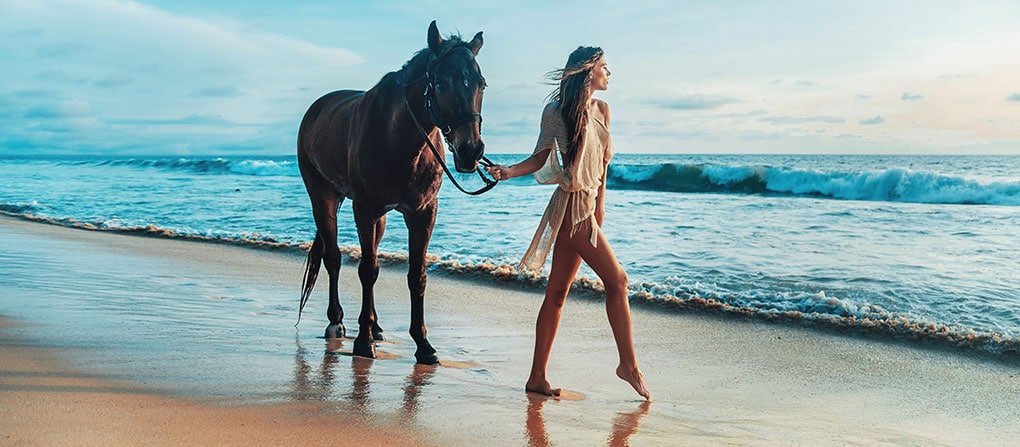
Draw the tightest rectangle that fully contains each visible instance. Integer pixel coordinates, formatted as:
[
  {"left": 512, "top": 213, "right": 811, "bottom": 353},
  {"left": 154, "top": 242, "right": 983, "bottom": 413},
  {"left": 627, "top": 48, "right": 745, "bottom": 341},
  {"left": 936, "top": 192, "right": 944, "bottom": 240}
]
[{"left": 589, "top": 57, "right": 611, "bottom": 91}]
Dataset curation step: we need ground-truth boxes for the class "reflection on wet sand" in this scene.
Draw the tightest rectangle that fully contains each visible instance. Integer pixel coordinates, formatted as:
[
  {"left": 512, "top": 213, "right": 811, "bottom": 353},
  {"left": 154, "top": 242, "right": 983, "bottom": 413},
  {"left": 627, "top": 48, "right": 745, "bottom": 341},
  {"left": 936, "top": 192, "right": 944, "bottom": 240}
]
[
  {"left": 291, "top": 334, "right": 435, "bottom": 423},
  {"left": 525, "top": 395, "right": 552, "bottom": 447},
  {"left": 402, "top": 364, "right": 437, "bottom": 417},
  {"left": 347, "top": 354, "right": 373, "bottom": 406},
  {"left": 526, "top": 394, "right": 652, "bottom": 447},
  {"left": 607, "top": 400, "right": 652, "bottom": 447},
  {"left": 291, "top": 335, "right": 345, "bottom": 402}
]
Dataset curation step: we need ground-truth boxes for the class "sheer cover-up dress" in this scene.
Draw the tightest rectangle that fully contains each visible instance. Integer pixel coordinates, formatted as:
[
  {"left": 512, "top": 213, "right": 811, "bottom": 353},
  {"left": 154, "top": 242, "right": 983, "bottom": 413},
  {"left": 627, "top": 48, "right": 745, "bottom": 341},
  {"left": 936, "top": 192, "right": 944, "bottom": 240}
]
[{"left": 518, "top": 102, "right": 613, "bottom": 272}]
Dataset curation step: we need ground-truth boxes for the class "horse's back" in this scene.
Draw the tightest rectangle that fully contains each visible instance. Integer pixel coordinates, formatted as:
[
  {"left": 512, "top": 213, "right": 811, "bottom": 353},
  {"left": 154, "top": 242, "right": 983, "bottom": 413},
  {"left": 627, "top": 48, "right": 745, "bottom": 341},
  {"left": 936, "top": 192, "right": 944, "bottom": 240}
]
[
  {"left": 297, "top": 90, "right": 365, "bottom": 193},
  {"left": 298, "top": 90, "right": 364, "bottom": 150}
]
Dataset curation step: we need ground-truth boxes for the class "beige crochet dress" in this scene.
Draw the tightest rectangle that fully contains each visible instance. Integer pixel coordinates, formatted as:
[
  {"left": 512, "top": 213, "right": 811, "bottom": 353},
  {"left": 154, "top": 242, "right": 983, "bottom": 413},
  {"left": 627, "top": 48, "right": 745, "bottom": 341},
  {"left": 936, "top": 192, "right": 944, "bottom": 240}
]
[{"left": 519, "top": 101, "right": 613, "bottom": 272}]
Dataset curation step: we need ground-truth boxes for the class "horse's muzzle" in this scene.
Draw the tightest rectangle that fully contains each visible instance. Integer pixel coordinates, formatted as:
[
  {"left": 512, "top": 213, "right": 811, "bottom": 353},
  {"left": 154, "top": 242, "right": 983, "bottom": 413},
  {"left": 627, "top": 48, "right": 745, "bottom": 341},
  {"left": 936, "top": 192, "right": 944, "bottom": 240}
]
[{"left": 452, "top": 141, "right": 484, "bottom": 173}]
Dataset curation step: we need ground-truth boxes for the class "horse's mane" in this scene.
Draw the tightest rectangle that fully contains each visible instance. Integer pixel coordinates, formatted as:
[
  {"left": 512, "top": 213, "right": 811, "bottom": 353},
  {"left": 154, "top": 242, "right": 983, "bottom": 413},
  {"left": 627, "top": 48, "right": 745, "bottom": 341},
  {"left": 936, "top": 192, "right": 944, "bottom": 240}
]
[{"left": 371, "top": 35, "right": 472, "bottom": 91}]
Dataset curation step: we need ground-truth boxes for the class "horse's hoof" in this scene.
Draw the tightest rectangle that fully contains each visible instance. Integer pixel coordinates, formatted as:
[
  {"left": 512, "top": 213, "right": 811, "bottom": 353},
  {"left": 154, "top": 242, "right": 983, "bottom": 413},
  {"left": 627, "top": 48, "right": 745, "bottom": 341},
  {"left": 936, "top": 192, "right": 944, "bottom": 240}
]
[
  {"left": 415, "top": 350, "right": 439, "bottom": 365},
  {"left": 324, "top": 323, "right": 346, "bottom": 339},
  {"left": 353, "top": 338, "right": 377, "bottom": 359},
  {"left": 372, "top": 326, "right": 385, "bottom": 341}
]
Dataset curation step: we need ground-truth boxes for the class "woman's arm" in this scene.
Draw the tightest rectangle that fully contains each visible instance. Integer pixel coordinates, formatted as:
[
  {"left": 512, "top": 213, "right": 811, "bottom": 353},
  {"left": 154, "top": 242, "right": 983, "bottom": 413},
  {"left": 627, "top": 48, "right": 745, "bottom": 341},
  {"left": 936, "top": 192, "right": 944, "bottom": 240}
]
[
  {"left": 487, "top": 149, "right": 550, "bottom": 180},
  {"left": 486, "top": 103, "right": 559, "bottom": 180}
]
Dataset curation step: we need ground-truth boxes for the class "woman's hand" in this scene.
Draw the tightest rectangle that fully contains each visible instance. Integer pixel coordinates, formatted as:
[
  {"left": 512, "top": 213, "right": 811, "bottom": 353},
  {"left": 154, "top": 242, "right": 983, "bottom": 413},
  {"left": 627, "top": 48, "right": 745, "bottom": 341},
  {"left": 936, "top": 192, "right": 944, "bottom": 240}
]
[{"left": 486, "top": 164, "right": 512, "bottom": 181}]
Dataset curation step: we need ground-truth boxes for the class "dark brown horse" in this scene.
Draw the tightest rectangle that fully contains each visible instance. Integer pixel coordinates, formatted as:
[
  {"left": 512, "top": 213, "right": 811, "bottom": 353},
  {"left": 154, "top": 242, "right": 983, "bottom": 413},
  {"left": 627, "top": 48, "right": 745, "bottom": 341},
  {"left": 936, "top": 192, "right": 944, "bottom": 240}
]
[{"left": 296, "top": 21, "right": 487, "bottom": 364}]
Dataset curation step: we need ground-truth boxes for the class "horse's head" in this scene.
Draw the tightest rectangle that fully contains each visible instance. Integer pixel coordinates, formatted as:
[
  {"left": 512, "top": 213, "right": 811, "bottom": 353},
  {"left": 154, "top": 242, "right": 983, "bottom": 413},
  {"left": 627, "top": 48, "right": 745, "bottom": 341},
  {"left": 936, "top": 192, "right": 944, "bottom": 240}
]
[{"left": 425, "top": 21, "right": 486, "bottom": 173}]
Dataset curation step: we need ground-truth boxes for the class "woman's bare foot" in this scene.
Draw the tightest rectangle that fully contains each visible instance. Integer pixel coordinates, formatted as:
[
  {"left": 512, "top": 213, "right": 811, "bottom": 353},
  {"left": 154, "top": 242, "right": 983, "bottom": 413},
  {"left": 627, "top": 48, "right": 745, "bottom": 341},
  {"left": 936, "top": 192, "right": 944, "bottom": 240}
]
[
  {"left": 616, "top": 365, "right": 652, "bottom": 401},
  {"left": 525, "top": 377, "right": 561, "bottom": 397}
]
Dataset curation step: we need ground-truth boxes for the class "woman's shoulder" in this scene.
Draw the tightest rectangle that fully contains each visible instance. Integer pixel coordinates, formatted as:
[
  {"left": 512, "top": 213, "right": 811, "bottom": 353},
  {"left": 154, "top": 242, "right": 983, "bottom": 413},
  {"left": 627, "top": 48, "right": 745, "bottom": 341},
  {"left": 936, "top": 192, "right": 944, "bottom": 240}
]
[
  {"left": 541, "top": 101, "right": 564, "bottom": 125},
  {"left": 592, "top": 98, "right": 610, "bottom": 127}
]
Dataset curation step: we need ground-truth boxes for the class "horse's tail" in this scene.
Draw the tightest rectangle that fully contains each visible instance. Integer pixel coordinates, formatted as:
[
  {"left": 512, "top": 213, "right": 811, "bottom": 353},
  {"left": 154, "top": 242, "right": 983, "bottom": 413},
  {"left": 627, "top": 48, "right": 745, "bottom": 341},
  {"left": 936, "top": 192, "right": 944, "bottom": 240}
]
[{"left": 296, "top": 232, "right": 324, "bottom": 326}]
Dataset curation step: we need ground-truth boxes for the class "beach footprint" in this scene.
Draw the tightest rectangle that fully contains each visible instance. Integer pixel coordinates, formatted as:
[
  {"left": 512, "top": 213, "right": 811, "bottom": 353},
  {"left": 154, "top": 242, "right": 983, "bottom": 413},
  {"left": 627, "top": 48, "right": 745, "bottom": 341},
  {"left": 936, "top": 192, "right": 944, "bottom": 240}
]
[
  {"left": 438, "top": 359, "right": 479, "bottom": 369},
  {"left": 334, "top": 348, "right": 400, "bottom": 360},
  {"left": 526, "top": 387, "right": 587, "bottom": 401}
]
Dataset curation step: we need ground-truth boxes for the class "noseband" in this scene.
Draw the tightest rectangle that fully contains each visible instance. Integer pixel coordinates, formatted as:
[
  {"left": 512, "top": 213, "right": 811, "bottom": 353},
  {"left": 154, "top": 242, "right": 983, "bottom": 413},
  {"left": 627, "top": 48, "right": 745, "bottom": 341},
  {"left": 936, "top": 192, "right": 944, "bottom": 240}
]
[{"left": 401, "top": 46, "right": 497, "bottom": 196}]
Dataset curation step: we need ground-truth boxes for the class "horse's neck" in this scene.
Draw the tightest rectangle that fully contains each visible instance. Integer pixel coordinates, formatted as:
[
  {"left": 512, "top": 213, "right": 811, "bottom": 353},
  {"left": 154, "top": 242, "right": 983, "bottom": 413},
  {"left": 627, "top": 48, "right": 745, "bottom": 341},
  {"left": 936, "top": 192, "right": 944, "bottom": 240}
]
[{"left": 368, "top": 69, "right": 436, "bottom": 161}]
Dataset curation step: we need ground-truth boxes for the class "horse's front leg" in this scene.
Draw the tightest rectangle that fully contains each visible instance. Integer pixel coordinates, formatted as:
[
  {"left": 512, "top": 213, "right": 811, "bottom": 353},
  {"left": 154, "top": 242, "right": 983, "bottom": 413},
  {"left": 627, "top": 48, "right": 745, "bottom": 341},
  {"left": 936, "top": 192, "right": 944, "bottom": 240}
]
[
  {"left": 371, "top": 217, "right": 386, "bottom": 341},
  {"left": 352, "top": 203, "right": 385, "bottom": 359},
  {"left": 404, "top": 202, "right": 439, "bottom": 365}
]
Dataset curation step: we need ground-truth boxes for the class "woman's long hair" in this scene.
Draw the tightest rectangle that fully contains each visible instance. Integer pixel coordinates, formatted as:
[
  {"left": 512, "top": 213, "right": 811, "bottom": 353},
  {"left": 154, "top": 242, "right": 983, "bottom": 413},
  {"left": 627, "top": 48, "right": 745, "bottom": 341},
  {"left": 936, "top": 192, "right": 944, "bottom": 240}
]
[{"left": 546, "top": 46, "right": 603, "bottom": 168}]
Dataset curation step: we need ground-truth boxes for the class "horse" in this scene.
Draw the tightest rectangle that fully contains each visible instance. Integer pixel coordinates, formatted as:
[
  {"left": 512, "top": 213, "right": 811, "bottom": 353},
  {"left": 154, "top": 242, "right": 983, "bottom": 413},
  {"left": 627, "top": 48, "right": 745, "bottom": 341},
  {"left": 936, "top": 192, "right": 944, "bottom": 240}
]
[{"left": 296, "top": 21, "right": 488, "bottom": 365}]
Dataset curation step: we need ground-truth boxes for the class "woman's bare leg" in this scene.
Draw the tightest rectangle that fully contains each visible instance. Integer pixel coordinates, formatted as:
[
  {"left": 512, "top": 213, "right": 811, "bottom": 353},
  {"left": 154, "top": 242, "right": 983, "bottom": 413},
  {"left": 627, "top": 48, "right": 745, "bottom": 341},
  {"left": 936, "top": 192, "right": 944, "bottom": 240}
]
[
  {"left": 567, "top": 226, "right": 651, "bottom": 400},
  {"left": 526, "top": 229, "right": 582, "bottom": 396}
]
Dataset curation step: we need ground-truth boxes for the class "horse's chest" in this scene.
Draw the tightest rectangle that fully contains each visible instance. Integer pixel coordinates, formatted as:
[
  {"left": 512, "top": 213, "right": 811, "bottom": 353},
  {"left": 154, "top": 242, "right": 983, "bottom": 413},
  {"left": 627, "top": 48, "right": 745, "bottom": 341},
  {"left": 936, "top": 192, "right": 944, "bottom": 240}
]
[{"left": 350, "top": 161, "right": 440, "bottom": 209}]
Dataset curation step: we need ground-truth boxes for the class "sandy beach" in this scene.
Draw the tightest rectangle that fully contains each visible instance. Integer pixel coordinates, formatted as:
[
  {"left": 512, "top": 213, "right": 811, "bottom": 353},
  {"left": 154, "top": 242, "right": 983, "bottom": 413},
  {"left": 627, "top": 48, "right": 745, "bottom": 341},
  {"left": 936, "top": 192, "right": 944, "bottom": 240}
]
[
  {"left": 1, "top": 214, "right": 1018, "bottom": 446},
  {"left": 0, "top": 325, "right": 426, "bottom": 446}
]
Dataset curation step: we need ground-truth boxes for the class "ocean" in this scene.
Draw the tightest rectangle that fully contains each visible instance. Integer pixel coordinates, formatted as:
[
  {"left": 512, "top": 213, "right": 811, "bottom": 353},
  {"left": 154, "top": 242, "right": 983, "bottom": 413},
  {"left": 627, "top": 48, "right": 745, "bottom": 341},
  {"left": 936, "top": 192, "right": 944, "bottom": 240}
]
[{"left": 1, "top": 153, "right": 1018, "bottom": 355}]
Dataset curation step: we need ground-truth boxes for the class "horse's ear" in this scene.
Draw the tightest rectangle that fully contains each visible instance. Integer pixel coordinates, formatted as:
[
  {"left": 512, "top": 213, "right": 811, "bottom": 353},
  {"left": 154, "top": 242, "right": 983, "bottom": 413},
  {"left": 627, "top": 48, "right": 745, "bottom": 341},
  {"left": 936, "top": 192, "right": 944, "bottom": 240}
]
[
  {"left": 469, "top": 31, "right": 483, "bottom": 56},
  {"left": 427, "top": 20, "right": 443, "bottom": 54}
]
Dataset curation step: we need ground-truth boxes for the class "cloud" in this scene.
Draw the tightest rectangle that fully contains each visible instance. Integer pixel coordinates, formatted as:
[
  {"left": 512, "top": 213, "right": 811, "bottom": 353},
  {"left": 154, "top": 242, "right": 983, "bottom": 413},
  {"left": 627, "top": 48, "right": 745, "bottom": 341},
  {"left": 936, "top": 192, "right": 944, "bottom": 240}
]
[
  {"left": 794, "top": 80, "right": 816, "bottom": 86},
  {"left": 25, "top": 100, "right": 95, "bottom": 119},
  {"left": 741, "top": 130, "right": 786, "bottom": 140},
  {"left": 12, "top": 89, "right": 61, "bottom": 99},
  {"left": 35, "top": 42, "right": 91, "bottom": 58},
  {"left": 35, "top": 70, "right": 83, "bottom": 83},
  {"left": 646, "top": 94, "right": 741, "bottom": 110},
  {"left": 483, "top": 117, "right": 535, "bottom": 136},
  {"left": 0, "top": 0, "right": 366, "bottom": 155},
  {"left": 94, "top": 74, "right": 134, "bottom": 89},
  {"left": 193, "top": 86, "right": 242, "bottom": 98},
  {"left": 14, "top": 27, "right": 44, "bottom": 38},
  {"left": 856, "top": 94, "right": 872, "bottom": 100},
  {"left": 1006, "top": 93, "right": 1020, "bottom": 102},
  {"left": 859, "top": 115, "right": 885, "bottom": 125},
  {"left": 901, "top": 92, "right": 923, "bottom": 101},
  {"left": 758, "top": 115, "right": 845, "bottom": 125},
  {"left": 722, "top": 109, "right": 769, "bottom": 118},
  {"left": 110, "top": 113, "right": 245, "bottom": 127}
]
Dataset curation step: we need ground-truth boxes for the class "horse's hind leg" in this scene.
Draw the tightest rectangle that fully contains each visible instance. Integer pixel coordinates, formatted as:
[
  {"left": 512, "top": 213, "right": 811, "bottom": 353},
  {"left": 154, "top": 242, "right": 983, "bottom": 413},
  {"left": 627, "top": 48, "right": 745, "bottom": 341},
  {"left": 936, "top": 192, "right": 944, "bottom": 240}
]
[
  {"left": 404, "top": 202, "right": 439, "bottom": 365},
  {"left": 301, "top": 166, "right": 346, "bottom": 338},
  {"left": 316, "top": 195, "right": 346, "bottom": 339},
  {"left": 352, "top": 202, "right": 385, "bottom": 358}
]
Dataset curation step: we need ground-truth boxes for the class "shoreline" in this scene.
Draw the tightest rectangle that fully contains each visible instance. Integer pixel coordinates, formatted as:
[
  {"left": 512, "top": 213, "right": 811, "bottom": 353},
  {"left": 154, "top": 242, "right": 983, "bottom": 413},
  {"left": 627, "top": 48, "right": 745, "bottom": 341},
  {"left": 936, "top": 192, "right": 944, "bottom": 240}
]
[
  {"left": 1, "top": 215, "right": 1019, "bottom": 445},
  {"left": 2, "top": 209, "right": 1017, "bottom": 360}
]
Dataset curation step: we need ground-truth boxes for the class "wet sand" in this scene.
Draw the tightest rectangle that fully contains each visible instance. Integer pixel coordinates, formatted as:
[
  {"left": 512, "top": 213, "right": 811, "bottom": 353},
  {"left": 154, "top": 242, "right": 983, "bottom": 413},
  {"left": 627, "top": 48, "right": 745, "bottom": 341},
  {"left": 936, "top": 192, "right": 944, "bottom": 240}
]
[
  {"left": 1, "top": 215, "right": 1018, "bottom": 446},
  {"left": 0, "top": 326, "right": 425, "bottom": 446}
]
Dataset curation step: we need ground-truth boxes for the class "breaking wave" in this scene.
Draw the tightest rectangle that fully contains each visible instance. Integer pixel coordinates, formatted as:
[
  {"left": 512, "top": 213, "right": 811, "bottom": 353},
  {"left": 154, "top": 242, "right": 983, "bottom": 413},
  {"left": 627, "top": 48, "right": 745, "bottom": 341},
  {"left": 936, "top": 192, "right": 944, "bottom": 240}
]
[
  {"left": 607, "top": 163, "right": 1020, "bottom": 205},
  {"left": 62, "top": 158, "right": 297, "bottom": 177}
]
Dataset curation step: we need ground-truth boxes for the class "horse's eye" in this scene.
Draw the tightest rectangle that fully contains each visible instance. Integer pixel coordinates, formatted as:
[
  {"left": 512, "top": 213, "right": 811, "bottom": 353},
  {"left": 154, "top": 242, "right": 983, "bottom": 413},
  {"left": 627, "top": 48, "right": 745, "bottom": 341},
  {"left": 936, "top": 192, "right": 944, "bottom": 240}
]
[{"left": 434, "top": 78, "right": 451, "bottom": 92}]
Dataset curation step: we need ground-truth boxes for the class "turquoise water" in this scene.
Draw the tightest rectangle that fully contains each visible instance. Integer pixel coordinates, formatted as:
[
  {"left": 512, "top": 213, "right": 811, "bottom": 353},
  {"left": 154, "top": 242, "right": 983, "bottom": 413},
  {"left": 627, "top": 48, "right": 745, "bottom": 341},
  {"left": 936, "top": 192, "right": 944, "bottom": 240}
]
[{"left": 1, "top": 154, "right": 1018, "bottom": 354}]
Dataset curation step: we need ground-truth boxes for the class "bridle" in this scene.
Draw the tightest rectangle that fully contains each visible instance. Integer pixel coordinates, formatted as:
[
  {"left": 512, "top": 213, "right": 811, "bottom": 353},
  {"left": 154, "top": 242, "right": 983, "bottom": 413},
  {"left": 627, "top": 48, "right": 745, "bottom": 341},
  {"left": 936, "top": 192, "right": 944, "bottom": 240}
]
[{"left": 401, "top": 46, "right": 498, "bottom": 196}]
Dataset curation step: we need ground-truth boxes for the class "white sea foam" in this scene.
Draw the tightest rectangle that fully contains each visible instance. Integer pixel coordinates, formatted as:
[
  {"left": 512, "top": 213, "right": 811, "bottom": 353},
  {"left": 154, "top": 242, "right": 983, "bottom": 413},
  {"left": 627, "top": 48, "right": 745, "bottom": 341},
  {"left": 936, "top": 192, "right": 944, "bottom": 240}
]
[
  {"left": 607, "top": 163, "right": 1020, "bottom": 205},
  {"left": 1, "top": 209, "right": 1017, "bottom": 357}
]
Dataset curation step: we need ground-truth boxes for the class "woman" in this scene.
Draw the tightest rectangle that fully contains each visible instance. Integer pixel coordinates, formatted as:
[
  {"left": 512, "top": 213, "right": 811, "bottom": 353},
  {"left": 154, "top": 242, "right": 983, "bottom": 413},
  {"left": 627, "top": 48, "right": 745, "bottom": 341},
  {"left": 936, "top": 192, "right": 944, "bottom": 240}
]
[{"left": 486, "top": 47, "right": 651, "bottom": 400}]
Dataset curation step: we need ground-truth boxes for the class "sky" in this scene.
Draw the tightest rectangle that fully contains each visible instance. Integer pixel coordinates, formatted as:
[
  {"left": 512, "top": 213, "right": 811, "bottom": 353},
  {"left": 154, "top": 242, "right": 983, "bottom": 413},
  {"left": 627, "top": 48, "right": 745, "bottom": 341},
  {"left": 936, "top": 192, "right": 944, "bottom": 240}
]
[{"left": 1, "top": 0, "right": 1019, "bottom": 156}]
